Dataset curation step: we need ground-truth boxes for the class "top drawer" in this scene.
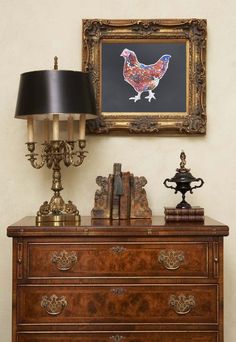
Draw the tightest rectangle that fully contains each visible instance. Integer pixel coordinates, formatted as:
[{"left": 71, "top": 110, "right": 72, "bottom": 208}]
[{"left": 23, "top": 241, "right": 209, "bottom": 281}]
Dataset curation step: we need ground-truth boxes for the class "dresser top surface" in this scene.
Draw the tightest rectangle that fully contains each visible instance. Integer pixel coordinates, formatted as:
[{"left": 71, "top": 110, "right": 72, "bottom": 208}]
[{"left": 7, "top": 216, "right": 229, "bottom": 237}]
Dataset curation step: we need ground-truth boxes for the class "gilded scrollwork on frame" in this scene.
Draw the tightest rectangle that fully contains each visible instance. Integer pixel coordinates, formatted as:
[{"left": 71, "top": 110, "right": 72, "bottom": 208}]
[{"left": 82, "top": 19, "right": 207, "bottom": 135}]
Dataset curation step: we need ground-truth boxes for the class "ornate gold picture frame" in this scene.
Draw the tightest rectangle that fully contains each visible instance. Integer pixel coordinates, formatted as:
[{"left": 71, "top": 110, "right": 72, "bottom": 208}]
[{"left": 82, "top": 19, "right": 207, "bottom": 135}]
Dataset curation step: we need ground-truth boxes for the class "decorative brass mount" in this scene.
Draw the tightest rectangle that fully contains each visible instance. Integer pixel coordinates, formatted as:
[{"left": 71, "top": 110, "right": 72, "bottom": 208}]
[
  {"left": 110, "top": 246, "right": 127, "bottom": 255},
  {"left": 111, "top": 287, "right": 126, "bottom": 296},
  {"left": 158, "top": 250, "right": 185, "bottom": 270},
  {"left": 41, "top": 294, "right": 67, "bottom": 316},
  {"left": 169, "top": 294, "right": 196, "bottom": 315},
  {"left": 51, "top": 250, "right": 78, "bottom": 271},
  {"left": 26, "top": 140, "right": 87, "bottom": 223},
  {"left": 110, "top": 336, "right": 125, "bottom": 342}
]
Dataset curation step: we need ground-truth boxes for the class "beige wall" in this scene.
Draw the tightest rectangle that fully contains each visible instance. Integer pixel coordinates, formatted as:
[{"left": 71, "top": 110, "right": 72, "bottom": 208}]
[{"left": 0, "top": 0, "right": 235, "bottom": 340}]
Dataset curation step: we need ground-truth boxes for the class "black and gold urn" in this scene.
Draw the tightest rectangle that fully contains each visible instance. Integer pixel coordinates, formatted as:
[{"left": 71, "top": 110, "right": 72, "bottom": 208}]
[{"left": 164, "top": 151, "right": 204, "bottom": 209}]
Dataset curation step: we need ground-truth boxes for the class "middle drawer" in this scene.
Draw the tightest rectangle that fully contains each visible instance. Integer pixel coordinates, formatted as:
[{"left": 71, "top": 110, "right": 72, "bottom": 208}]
[
  {"left": 26, "top": 242, "right": 209, "bottom": 280},
  {"left": 17, "top": 284, "right": 217, "bottom": 325}
]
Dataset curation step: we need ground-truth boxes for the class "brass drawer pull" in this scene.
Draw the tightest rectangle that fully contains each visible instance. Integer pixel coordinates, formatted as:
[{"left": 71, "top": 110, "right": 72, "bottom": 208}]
[
  {"left": 110, "top": 335, "right": 125, "bottom": 342},
  {"left": 169, "top": 294, "right": 195, "bottom": 315},
  {"left": 51, "top": 250, "right": 78, "bottom": 271},
  {"left": 158, "top": 250, "right": 185, "bottom": 270},
  {"left": 111, "top": 287, "right": 126, "bottom": 296},
  {"left": 110, "top": 246, "right": 127, "bottom": 255},
  {"left": 41, "top": 294, "right": 67, "bottom": 316}
]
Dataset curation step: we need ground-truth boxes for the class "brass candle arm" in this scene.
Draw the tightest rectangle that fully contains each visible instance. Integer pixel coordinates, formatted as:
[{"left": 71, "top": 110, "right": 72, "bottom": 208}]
[{"left": 26, "top": 142, "right": 46, "bottom": 169}]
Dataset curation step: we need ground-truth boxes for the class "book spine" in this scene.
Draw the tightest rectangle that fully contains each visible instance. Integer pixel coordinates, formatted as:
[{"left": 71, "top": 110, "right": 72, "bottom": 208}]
[
  {"left": 112, "top": 164, "right": 123, "bottom": 220},
  {"left": 120, "top": 172, "right": 131, "bottom": 220},
  {"left": 107, "top": 174, "right": 114, "bottom": 218},
  {"left": 164, "top": 208, "right": 204, "bottom": 216},
  {"left": 130, "top": 174, "right": 135, "bottom": 218},
  {"left": 165, "top": 215, "right": 204, "bottom": 222}
]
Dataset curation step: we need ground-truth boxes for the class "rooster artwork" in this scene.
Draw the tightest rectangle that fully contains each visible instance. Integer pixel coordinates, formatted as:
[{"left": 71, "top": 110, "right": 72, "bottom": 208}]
[{"left": 120, "top": 48, "right": 171, "bottom": 103}]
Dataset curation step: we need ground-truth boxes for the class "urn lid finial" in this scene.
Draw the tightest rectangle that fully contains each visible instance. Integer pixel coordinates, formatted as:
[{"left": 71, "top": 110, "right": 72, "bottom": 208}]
[{"left": 177, "top": 150, "right": 190, "bottom": 173}]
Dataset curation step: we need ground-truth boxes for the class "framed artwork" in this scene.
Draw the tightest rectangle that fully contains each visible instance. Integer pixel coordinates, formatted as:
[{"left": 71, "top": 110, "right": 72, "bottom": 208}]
[{"left": 82, "top": 19, "right": 207, "bottom": 135}]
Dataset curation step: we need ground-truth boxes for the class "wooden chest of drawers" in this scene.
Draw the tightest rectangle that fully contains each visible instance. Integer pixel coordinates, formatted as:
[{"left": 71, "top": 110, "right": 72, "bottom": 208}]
[{"left": 7, "top": 216, "right": 229, "bottom": 342}]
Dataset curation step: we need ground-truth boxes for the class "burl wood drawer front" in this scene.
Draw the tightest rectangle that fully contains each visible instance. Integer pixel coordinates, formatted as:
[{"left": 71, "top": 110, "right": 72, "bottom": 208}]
[
  {"left": 26, "top": 242, "right": 209, "bottom": 279},
  {"left": 18, "top": 285, "right": 217, "bottom": 324},
  {"left": 17, "top": 331, "right": 218, "bottom": 342}
]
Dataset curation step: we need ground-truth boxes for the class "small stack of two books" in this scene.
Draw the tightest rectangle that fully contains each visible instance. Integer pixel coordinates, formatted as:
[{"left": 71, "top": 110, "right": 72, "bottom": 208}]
[{"left": 164, "top": 207, "right": 204, "bottom": 222}]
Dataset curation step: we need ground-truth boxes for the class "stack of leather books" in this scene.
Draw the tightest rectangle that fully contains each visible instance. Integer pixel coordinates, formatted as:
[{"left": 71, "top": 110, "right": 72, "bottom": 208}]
[{"left": 164, "top": 207, "right": 204, "bottom": 222}]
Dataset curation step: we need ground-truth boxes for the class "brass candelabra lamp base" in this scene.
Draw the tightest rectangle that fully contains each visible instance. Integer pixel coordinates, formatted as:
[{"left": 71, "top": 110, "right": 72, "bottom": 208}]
[
  {"left": 26, "top": 140, "right": 87, "bottom": 224},
  {"left": 36, "top": 199, "right": 80, "bottom": 224}
]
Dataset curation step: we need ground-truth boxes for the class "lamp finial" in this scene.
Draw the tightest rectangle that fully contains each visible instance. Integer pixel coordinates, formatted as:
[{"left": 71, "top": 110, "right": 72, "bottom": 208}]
[{"left": 54, "top": 56, "right": 58, "bottom": 70}]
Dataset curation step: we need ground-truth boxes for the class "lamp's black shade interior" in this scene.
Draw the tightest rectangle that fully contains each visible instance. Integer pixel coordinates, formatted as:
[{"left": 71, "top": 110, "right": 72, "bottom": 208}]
[{"left": 15, "top": 70, "right": 97, "bottom": 120}]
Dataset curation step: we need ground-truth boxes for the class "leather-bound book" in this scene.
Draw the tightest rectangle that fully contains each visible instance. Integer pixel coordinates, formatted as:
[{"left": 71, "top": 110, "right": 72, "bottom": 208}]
[
  {"left": 165, "top": 207, "right": 204, "bottom": 216},
  {"left": 165, "top": 215, "right": 204, "bottom": 222},
  {"left": 120, "top": 172, "right": 131, "bottom": 219},
  {"left": 112, "top": 163, "right": 123, "bottom": 220}
]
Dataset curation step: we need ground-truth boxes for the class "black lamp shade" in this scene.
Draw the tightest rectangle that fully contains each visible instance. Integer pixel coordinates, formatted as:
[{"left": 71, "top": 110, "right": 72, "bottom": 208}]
[{"left": 15, "top": 70, "right": 97, "bottom": 120}]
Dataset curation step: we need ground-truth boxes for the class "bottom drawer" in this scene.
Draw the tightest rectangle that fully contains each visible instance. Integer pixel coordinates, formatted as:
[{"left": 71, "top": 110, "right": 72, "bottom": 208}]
[{"left": 18, "top": 331, "right": 217, "bottom": 342}]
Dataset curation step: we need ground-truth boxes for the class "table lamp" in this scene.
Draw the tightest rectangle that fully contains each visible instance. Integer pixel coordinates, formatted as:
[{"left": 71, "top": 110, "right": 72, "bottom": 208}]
[{"left": 15, "top": 57, "right": 97, "bottom": 224}]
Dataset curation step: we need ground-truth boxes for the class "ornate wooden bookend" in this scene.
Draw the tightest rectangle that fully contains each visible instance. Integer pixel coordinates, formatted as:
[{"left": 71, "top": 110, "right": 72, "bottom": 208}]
[{"left": 91, "top": 164, "right": 152, "bottom": 219}]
